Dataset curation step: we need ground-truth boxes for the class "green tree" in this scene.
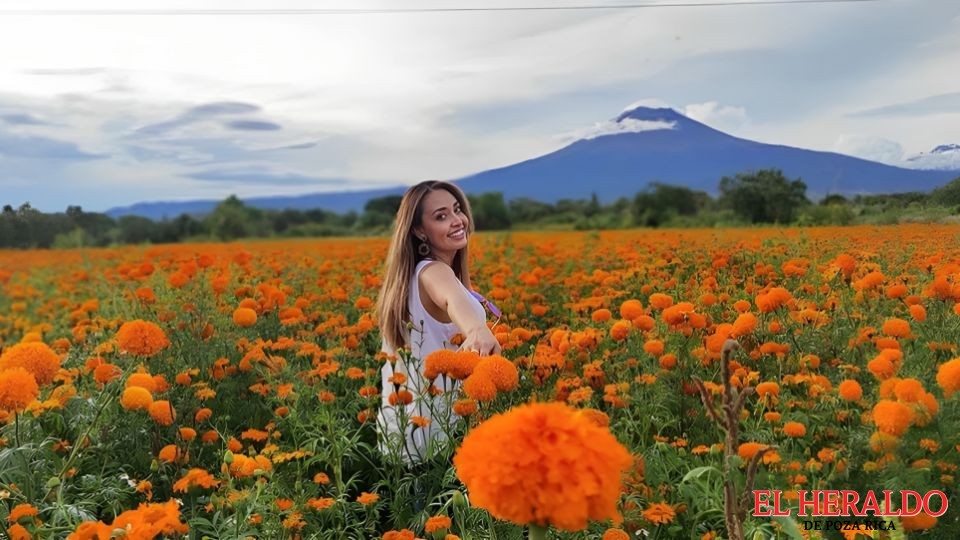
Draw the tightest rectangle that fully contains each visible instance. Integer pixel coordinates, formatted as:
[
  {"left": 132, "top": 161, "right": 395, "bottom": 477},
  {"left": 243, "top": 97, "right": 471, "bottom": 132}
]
[
  {"left": 632, "top": 182, "right": 709, "bottom": 227},
  {"left": 929, "top": 177, "right": 960, "bottom": 207},
  {"left": 718, "top": 169, "right": 810, "bottom": 223},
  {"left": 467, "top": 192, "right": 511, "bottom": 230},
  {"left": 363, "top": 195, "right": 403, "bottom": 216},
  {"left": 117, "top": 215, "right": 160, "bottom": 244},
  {"left": 205, "top": 195, "right": 265, "bottom": 240},
  {"left": 508, "top": 197, "right": 553, "bottom": 223}
]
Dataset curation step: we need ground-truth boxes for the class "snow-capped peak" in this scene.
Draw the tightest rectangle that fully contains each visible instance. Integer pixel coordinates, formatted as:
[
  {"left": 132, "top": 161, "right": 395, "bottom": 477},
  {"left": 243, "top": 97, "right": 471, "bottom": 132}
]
[{"left": 906, "top": 144, "right": 960, "bottom": 171}]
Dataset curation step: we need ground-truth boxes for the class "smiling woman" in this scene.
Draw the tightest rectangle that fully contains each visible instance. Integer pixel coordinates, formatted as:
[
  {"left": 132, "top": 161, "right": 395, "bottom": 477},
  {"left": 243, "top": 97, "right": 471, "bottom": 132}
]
[{"left": 374, "top": 180, "right": 501, "bottom": 465}]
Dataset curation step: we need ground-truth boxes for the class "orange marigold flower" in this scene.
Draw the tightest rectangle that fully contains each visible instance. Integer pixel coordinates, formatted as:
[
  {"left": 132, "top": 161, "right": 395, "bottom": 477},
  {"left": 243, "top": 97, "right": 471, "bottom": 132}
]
[
  {"left": 149, "top": 400, "right": 176, "bottom": 426},
  {"left": 783, "top": 421, "right": 807, "bottom": 438},
  {"left": 462, "top": 372, "right": 497, "bottom": 402},
  {"left": 357, "top": 491, "right": 380, "bottom": 505},
  {"left": 610, "top": 320, "right": 631, "bottom": 341},
  {"left": 0, "top": 367, "right": 39, "bottom": 412},
  {"left": 894, "top": 378, "right": 925, "bottom": 403},
  {"left": 0, "top": 341, "right": 62, "bottom": 386},
  {"left": 388, "top": 389, "right": 413, "bottom": 406},
  {"left": 648, "top": 293, "right": 674, "bottom": 310},
  {"left": 453, "top": 402, "right": 632, "bottom": 531},
  {"left": 737, "top": 442, "right": 769, "bottom": 461},
  {"left": 900, "top": 511, "right": 937, "bottom": 531},
  {"left": 93, "top": 362, "right": 122, "bottom": 386},
  {"left": 619, "top": 299, "right": 644, "bottom": 320},
  {"left": 158, "top": 444, "right": 184, "bottom": 464},
  {"left": 642, "top": 502, "right": 676, "bottom": 525},
  {"left": 453, "top": 398, "right": 478, "bottom": 416},
  {"left": 173, "top": 468, "right": 219, "bottom": 492},
  {"left": 195, "top": 407, "right": 213, "bottom": 422},
  {"left": 603, "top": 528, "right": 631, "bottom": 540},
  {"left": 473, "top": 355, "right": 519, "bottom": 392},
  {"left": 7, "top": 503, "right": 39, "bottom": 524},
  {"left": 591, "top": 308, "right": 612, "bottom": 323},
  {"left": 838, "top": 380, "right": 863, "bottom": 401},
  {"left": 233, "top": 307, "right": 258, "bottom": 327},
  {"left": 120, "top": 386, "right": 154, "bottom": 411},
  {"left": 936, "top": 357, "right": 960, "bottom": 398},
  {"left": 881, "top": 318, "right": 912, "bottom": 338},
  {"left": 313, "top": 472, "right": 330, "bottom": 484},
  {"left": 126, "top": 372, "right": 158, "bottom": 393},
  {"left": 179, "top": 427, "right": 197, "bottom": 441},
  {"left": 382, "top": 530, "right": 415, "bottom": 540},
  {"left": 7, "top": 524, "right": 31, "bottom": 540},
  {"left": 731, "top": 312, "right": 758, "bottom": 337},
  {"left": 755, "top": 382, "right": 780, "bottom": 399},
  {"left": 643, "top": 339, "right": 664, "bottom": 356},
  {"left": 872, "top": 399, "right": 913, "bottom": 437},
  {"left": 116, "top": 320, "right": 170, "bottom": 357},
  {"left": 424, "top": 515, "right": 452, "bottom": 533},
  {"left": 307, "top": 497, "right": 335, "bottom": 511}
]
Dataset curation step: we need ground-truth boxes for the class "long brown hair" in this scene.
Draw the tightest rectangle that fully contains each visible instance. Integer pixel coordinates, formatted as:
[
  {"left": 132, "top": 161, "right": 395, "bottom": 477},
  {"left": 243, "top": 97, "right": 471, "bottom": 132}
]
[{"left": 375, "top": 180, "right": 476, "bottom": 353}]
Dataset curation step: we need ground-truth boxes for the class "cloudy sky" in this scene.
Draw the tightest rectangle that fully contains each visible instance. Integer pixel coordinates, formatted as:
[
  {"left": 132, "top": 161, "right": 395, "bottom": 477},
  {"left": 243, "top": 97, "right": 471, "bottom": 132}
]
[{"left": 1, "top": 0, "right": 958, "bottom": 212}]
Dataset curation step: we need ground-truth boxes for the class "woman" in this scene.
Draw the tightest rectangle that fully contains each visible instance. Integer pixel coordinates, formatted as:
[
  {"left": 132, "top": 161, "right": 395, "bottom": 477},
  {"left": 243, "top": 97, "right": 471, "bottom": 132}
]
[{"left": 374, "top": 180, "right": 501, "bottom": 465}]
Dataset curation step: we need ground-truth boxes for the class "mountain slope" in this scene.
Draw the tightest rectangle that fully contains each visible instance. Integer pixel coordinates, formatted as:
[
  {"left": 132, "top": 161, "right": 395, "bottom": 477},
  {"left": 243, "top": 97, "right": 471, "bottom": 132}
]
[
  {"left": 454, "top": 107, "right": 959, "bottom": 203},
  {"left": 107, "top": 106, "right": 960, "bottom": 219}
]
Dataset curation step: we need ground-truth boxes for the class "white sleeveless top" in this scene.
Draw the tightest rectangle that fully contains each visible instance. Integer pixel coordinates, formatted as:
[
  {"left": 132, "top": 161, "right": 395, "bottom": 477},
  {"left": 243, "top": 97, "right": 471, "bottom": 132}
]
[{"left": 376, "top": 258, "right": 486, "bottom": 464}]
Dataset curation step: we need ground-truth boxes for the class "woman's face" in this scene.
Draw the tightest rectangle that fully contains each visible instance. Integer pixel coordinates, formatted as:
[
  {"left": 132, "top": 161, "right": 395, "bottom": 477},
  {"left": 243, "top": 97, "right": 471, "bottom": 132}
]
[{"left": 414, "top": 189, "right": 469, "bottom": 254}]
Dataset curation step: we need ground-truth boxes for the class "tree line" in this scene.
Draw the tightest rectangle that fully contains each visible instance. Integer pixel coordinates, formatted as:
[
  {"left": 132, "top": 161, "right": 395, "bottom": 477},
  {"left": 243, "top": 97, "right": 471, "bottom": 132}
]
[{"left": 3, "top": 169, "right": 960, "bottom": 249}]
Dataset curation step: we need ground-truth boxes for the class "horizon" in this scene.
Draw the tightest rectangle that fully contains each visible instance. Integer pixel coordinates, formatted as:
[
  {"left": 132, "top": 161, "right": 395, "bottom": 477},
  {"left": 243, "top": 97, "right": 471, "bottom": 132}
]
[{"left": 1, "top": 0, "right": 958, "bottom": 212}]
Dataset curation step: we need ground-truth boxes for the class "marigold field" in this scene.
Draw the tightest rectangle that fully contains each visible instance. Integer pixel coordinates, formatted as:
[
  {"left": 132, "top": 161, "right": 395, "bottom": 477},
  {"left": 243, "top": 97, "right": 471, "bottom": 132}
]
[{"left": 2, "top": 225, "right": 960, "bottom": 539}]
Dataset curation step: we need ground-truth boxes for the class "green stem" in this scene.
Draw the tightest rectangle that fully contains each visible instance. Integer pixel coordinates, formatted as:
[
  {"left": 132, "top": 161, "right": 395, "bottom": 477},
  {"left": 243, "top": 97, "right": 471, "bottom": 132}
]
[
  {"left": 14, "top": 411, "right": 20, "bottom": 448},
  {"left": 529, "top": 524, "right": 548, "bottom": 540},
  {"left": 52, "top": 382, "right": 118, "bottom": 503}
]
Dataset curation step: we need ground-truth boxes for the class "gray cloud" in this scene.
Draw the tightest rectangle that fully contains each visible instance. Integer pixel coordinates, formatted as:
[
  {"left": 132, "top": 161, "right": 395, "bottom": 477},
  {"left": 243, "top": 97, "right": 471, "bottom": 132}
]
[
  {"left": 225, "top": 120, "right": 281, "bottom": 131},
  {"left": 272, "top": 141, "right": 319, "bottom": 150},
  {"left": 0, "top": 113, "right": 51, "bottom": 125},
  {"left": 189, "top": 101, "right": 260, "bottom": 116},
  {"left": 133, "top": 101, "right": 265, "bottom": 136},
  {"left": 848, "top": 92, "right": 960, "bottom": 118},
  {"left": 0, "top": 133, "right": 106, "bottom": 160},
  {"left": 187, "top": 168, "right": 349, "bottom": 186}
]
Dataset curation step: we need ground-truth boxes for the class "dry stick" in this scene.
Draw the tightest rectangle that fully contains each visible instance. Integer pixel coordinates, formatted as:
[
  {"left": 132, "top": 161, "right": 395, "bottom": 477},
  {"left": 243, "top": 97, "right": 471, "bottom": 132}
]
[{"left": 692, "top": 339, "right": 775, "bottom": 540}]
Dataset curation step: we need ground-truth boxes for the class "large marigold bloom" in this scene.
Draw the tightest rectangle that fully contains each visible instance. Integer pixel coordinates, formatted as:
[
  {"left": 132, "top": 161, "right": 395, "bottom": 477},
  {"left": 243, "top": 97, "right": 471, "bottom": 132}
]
[
  {"left": 120, "top": 386, "right": 154, "bottom": 411},
  {"left": 0, "top": 341, "right": 62, "bottom": 386},
  {"left": 453, "top": 402, "right": 632, "bottom": 531},
  {"left": 473, "top": 355, "right": 519, "bottom": 392},
  {"left": 149, "top": 400, "right": 176, "bottom": 426},
  {"left": 116, "top": 320, "right": 170, "bottom": 357},
  {"left": 881, "top": 318, "right": 912, "bottom": 339},
  {"left": 0, "top": 367, "right": 40, "bottom": 412},
  {"left": 872, "top": 399, "right": 913, "bottom": 437},
  {"left": 936, "top": 357, "right": 960, "bottom": 398},
  {"left": 838, "top": 380, "right": 863, "bottom": 401}
]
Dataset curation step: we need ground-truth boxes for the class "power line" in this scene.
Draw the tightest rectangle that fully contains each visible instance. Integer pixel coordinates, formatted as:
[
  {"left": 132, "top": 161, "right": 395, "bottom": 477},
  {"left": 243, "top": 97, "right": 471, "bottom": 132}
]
[{"left": 0, "top": 0, "right": 885, "bottom": 16}]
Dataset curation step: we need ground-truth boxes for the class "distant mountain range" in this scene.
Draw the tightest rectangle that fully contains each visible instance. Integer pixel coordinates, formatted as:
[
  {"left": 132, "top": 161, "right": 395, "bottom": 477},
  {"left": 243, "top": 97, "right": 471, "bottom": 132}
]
[{"left": 106, "top": 106, "right": 960, "bottom": 220}]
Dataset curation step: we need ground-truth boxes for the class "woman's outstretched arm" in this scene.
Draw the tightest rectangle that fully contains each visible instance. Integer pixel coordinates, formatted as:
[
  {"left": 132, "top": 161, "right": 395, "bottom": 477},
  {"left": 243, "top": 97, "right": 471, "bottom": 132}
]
[{"left": 419, "top": 263, "right": 501, "bottom": 356}]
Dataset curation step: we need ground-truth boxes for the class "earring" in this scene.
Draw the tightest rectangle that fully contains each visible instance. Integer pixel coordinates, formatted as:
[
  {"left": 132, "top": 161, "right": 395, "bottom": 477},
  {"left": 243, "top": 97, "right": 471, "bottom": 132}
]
[{"left": 418, "top": 237, "right": 431, "bottom": 256}]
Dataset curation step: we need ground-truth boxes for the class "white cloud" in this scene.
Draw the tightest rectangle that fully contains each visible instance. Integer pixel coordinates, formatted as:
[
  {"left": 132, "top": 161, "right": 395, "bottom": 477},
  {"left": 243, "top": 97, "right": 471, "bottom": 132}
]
[
  {"left": 683, "top": 101, "right": 748, "bottom": 132},
  {"left": 833, "top": 135, "right": 905, "bottom": 165},
  {"left": 621, "top": 98, "right": 672, "bottom": 113},
  {"left": 557, "top": 118, "right": 676, "bottom": 143}
]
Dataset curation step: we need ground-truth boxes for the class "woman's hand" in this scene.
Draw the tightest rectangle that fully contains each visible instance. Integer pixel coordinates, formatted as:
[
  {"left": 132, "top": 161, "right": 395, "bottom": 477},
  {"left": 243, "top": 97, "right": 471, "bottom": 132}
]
[{"left": 458, "top": 326, "right": 502, "bottom": 356}]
